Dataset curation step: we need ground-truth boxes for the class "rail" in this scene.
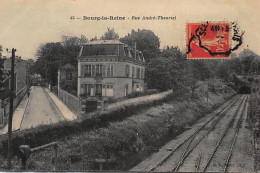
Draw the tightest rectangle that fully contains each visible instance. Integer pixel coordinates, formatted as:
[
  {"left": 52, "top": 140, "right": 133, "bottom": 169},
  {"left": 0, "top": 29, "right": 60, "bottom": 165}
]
[
  {"left": 223, "top": 95, "right": 248, "bottom": 172},
  {"left": 201, "top": 95, "right": 248, "bottom": 172},
  {"left": 172, "top": 95, "right": 246, "bottom": 172},
  {"left": 148, "top": 95, "right": 241, "bottom": 172}
]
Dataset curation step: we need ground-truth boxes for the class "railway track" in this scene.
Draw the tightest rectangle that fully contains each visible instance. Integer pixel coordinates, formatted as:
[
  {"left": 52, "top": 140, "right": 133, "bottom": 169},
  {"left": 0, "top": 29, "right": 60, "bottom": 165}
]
[
  {"left": 202, "top": 95, "right": 249, "bottom": 172},
  {"left": 144, "top": 94, "right": 245, "bottom": 172},
  {"left": 171, "top": 95, "right": 248, "bottom": 172}
]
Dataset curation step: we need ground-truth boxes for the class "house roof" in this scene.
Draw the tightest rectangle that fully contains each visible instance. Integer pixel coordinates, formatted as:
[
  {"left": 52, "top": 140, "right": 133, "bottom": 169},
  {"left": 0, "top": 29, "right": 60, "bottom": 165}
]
[
  {"left": 83, "top": 40, "right": 124, "bottom": 45},
  {"left": 79, "top": 40, "right": 145, "bottom": 63},
  {"left": 59, "top": 63, "right": 76, "bottom": 70}
]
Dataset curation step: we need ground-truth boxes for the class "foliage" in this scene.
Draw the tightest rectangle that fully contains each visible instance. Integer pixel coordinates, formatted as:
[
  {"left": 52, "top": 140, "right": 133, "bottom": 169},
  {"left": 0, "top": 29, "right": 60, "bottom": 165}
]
[
  {"left": 120, "top": 29, "right": 160, "bottom": 61},
  {"left": 0, "top": 46, "right": 4, "bottom": 94},
  {"left": 32, "top": 35, "right": 88, "bottom": 85},
  {"left": 100, "top": 27, "right": 119, "bottom": 40},
  {"left": 146, "top": 46, "right": 187, "bottom": 91}
]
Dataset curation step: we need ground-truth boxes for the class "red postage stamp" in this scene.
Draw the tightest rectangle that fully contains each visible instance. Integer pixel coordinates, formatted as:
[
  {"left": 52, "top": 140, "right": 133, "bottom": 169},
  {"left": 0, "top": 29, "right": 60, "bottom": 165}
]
[{"left": 187, "top": 22, "right": 231, "bottom": 59}]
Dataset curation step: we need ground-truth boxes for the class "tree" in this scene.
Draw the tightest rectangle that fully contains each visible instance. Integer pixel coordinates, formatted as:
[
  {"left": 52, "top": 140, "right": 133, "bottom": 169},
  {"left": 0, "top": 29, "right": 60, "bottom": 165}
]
[
  {"left": 120, "top": 29, "right": 160, "bottom": 62},
  {"left": 32, "top": 35, "right": 88, "bottom": 85},
  {"left": 100, "top": 27, "right": 119, "bottom": 40},
  {"left": 238, "top": 49, "right": 260, "bottom": 75},
  {"left": 146, "top": 46, "right": 186, "bottom": 91},
  {"left": 34, "top": 42, "right": 63, "bottom": 85},
  {"left": 146, "top": 57, "right": 172, "bottom": 91},
  {"left": 61, "top": 35, "right": 88, "bottom": 66}
]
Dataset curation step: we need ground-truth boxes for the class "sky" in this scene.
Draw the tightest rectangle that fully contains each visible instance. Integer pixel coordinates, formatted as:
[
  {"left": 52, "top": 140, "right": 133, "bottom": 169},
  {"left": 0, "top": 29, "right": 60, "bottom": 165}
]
[{"left": 0, "top": 0, "right": 259, "bottom": 60}]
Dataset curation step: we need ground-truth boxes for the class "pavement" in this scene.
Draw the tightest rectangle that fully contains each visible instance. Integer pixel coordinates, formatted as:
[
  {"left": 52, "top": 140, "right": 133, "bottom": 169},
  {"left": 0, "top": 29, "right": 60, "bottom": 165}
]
[
  {"left": 0, "top": 94, "right": 29, "bottom": 135},
  {"left": 44, "top": 88, "right": 77, "bottom": 121},
  {"left": 0, "top": 86, "right": 77, "bottom": 135}
]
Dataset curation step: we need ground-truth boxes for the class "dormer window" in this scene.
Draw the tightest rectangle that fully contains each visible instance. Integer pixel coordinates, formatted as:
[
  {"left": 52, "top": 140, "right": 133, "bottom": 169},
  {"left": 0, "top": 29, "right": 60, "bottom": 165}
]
[
  {"left": 124, "top": 46, "right": 128, "bottom": 56},
  {"left": 137, "top": 52, "right": 141, "bottom": 61},
  {"left": 128, "top": 49, "right": 132, "bottom": 58}
]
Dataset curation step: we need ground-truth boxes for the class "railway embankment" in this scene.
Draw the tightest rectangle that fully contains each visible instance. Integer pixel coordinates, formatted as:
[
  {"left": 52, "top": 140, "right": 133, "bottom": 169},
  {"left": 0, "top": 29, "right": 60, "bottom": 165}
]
[{"left": 9, "top": 79, "right": 236, "bottom": 171}]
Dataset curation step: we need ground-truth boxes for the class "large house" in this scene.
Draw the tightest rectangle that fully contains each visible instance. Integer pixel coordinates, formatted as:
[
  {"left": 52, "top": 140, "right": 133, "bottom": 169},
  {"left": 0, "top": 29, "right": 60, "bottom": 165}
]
[{"left": 77, "top": 40, "right": 146, "bottom": 100}]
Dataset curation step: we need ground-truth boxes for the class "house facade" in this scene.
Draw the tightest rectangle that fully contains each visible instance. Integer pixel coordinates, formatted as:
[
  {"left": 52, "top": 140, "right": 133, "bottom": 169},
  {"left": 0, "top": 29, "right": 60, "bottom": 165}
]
[
  {"left": 77, "top": 40, "right": 146, "bottom": 100},
  {"left": 58, "top": 63, "right": 77, "bottom": 96}
]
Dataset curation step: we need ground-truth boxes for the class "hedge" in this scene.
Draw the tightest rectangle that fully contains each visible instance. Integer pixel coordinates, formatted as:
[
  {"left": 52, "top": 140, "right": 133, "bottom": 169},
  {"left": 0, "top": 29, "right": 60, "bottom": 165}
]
[{"left": 0, "top": 90, "right": 179, "bottom": 158}]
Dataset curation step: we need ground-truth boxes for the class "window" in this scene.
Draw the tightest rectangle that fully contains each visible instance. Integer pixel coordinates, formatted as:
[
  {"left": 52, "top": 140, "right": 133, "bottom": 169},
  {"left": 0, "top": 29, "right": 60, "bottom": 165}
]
[
  {"left": 136, "top": 83, "right": 140, "bottom": 92},
  {"left": 66, "top": 72, "right": 72, "bottom": 80},
  {"left": 137, "top": 68, "right": 140, "bottom": 79},
  {"left": 106, "top": 84, "right": 114, "bottom": 97},
  {"left": 102, "top": 85, "right": 106, "bottom": 96},
  {"left": 102, "top": 65, "right": 106, "bottom": 76},
  {"left": 125, "top": 65, "right": 129, "bottom": 77},
  {"left": 84, "top": 65, "right": 91, "bottom": 77},
  {"left": 107, "top": 84, "right": 113, "bottom": 89},
  {"left": 132, "top": 66, "right": 135, "bottom": 78},
  {"left": 95, "top": 65, "right": 101, "bottom": 77},
  {"left": 84, "top": 84, "right": 92, "bottom": 96},
  {"left": 107, "top": 65, "right": 114, "bottom": 77},
  {"left": 124, "top": 83, "right": 129, "bottom": 96},
  {"left": 141, "top": 69, "right": 145, "bottom": 79},
  {"left": 128, "top": 49, "right": 132, "bottom": 58},
  {"left": 92, "top": 65, "right": 96, "bottom": 77},
  {"left": 124, "top": 46, "right": 128, "bottom": 56},
  {"left": 81, "top": 65, "right": 84, "bottom": 77}
]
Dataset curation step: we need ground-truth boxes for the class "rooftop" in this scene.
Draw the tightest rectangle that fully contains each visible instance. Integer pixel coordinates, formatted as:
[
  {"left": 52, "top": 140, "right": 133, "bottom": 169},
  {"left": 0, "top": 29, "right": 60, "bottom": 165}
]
[
  {"left": 79, "top": 40, "right": 145, "bottom": 63},
  {"left": 83, "top": 40, "right": 124, "bottom": 45}
]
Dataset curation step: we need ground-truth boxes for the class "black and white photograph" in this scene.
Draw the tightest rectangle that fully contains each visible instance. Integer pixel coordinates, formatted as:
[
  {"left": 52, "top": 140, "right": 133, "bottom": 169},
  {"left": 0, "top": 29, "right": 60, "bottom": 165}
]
[{"left": 0, "top": 0, "right": 259, "bottom": 172}]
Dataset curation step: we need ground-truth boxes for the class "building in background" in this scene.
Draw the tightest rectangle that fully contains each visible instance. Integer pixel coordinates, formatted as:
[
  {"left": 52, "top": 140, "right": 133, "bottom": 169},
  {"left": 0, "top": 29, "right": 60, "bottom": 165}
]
[
  {"left": 4, "top": 56, "right": 28, "bottom": 94},
  {"left": 77, "top": 40, "right": 146, "bottom": 100},
  {"left": 57, "top": 63, "right": 77, "bottom": 96},
  {"left": 1, "top": 56, "right": 29, "bottom": 128}
]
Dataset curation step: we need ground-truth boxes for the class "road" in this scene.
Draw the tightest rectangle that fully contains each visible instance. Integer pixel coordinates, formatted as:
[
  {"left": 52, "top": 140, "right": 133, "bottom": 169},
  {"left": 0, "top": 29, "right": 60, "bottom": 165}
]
[{"left": 20, "top": 86, "right": 65, "bottom": 130}]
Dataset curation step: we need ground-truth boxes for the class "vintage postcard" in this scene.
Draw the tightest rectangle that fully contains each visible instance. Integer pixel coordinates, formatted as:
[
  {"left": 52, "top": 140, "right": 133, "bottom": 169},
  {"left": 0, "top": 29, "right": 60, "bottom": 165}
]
[{"left": 0, "top": 0, "right": 259, "bottom": 172}]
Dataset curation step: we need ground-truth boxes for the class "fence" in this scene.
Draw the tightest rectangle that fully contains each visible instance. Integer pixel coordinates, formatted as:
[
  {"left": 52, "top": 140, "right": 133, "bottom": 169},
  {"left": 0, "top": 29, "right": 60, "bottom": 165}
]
[
  {"left": 58, "top": 88, "right": 80, "bottom": 116},
  {"left": 0, "top": 86, "right": 27, "bottom": 128},
  {"left": 107, "top": 89, "right": 173, "bottom": 110}
]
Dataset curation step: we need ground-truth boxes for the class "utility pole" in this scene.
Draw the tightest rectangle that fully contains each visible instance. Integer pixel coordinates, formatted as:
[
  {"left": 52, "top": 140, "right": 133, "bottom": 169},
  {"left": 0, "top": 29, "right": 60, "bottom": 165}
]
[{"left": 6, "top": 48, "right": 16, "bottom": 169}]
